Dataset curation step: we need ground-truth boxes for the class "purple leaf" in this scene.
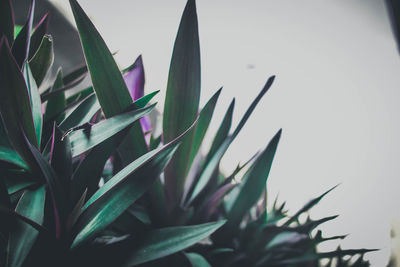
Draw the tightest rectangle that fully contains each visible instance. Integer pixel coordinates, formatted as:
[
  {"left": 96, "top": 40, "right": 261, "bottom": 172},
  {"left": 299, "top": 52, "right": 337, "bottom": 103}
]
[
  {"left": 200, "top": 183, "right": 236, "bottom": 220},
  {"left": 123, "top": 55, "right": 151, "bottom": 132}
]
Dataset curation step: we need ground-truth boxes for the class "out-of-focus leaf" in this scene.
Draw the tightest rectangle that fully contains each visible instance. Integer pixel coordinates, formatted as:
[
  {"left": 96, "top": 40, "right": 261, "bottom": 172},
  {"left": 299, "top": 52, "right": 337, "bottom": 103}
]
[
  {"left": 4, "top": 171, "right": 36, "bottom": 195},
  {"left": 0, "top": 0, "right": 14, "bottom": 44},
  {"left": 122, "top": 221, "right": 225, "bottom": 266},
  {"left": 69, "top": 104, "right": 155, "bottom": 157},
  {"left": 198, "top": 183, "right": 236, "bottom": 221},
  {"left": 7, "top": 186, "right": 45, "bottom": 267},
  {"left": 23, "top": 64, "right": 42, "bottom": 147},
  {"left": 185, "top": 252, "right": 212, "bottom": 267},
  {"left": 64, "top": 86, "right": 94, "bottom": 106},
  {"left": 71, "top": 123, "right": 193, "bottom": 249},
  {"left": 59, "top": 93, "right": 99, "bottom": 132},
  {"left": 187, "top": 76, "right": 275, "bottom": 205},
  {"left": 63, "top": 64, "right": 88, "bottom": 86},
  {"left": 221, "top": 129, "right": 281, "bottom": 236},
  {"left": 44, "top": 68, "right": 66, "bottom": 123},
  {"left": 49, "top": 124, "right": 72, "bottom": 192},
  {"left": 187, "top": 88, "right": 222, "bottom": 174},
  {"left": 0, "top": 147, "right": 28, "bottom": 170},
  {"left": 11, "top": 0, "right": 34, "bottom": 68},
  {"left": 163, "top": 0, "right": 201, "bottom": 206},
  {"left": 284, "top": 185, "right": 338, "bottom": 226},
  {"left": 29, "top": 13, "right": 50, "bottom": 59},
  {"left": 0, "top": 37, "right": 38, "bottom": 170},
  {"left": 29, "top": 34, "right": 54, "bottom": 87},
  {"left": 69, "top": 0, "right": 148, "bottom": 162},
  {"left": 14, "top": 25, "right": 22, "bottom": 39},
  {"left": 149, "top": 134, "right": 162, "bottom": 150}
]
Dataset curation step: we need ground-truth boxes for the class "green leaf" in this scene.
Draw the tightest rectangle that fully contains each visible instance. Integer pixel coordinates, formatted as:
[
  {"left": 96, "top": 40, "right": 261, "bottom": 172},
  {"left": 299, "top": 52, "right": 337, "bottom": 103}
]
[
  {"left": 7, "top": 186, "right": 45, "bottom": 267},
  {"left": 14, "top": 25, "right": 22, "bottom": 39},
  {"left": 0, "top": 146, "right": 28, "bottom": 170},
  {"left": 29, "top": 13, "right": 50, "bottom": 59},
  {"left": 69, "top": 0, "right": 147, "bottom": 161},
  {"left": 185, "top": 253, "right": 212, "bottom": 267},
  {"left": 62, "top": 64, "right": 88, "bottom": 86},
  {"left": 187, "top": 88, "right": 222, "bottom": 174},
  {"left": 71, "top": 123, "right": 193, "bottom": 249},
  {"left": 59, "top": 93, "right": 99, "bottom": 132},
  {"left": 44, "top": 68, "right": 66, "bottom": 123},
  {"left": 122, "top": 221, "right": 225, "bottom": 266},
  {"left": 222, "top": 129, "right": 281, "bottom": 234},
  {"left": 187, "top": 76, "right": 275, "bottom": 205},
  {"left": 23, "top": 64, "right": 42, "bottom": 147},
  {"left": 4, "top": 170, "right": 36, "bottom": 195},
  {"left": 0, "top": 37, "right": 38, "bottom": 171},
  {"left": 0, "top": 0, "right": 14, "bottom": 44},
  {"left": 11, "top": 0, "right": 34, "bottom": 68},
  {"left": 68, "top": 104, "right": 155, "bottom": 157},
  {"left": 29, "top": 34, "right": 54, "bottom": 87},
  {"left": 163, "top": 0, "right": 201, "bottom": 206}
]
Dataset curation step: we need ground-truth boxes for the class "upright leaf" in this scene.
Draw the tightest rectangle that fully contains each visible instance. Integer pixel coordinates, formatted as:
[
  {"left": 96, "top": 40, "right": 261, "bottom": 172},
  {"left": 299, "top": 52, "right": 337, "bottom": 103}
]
[
  {"left": 7, "top": 186, "right": 45, "bottom": 267},
  {"left": 69, "top": 0, "right": 147, "bottom": 160},
  {"left": 163, "top": 0, "right": 201, "bottom": 205},
  {"left": 11, "top": 0, "right": 34, "bottom": 68},
  {"left": 0, "top": 0, "right": 14, "bottom": 44},
  {"left": 0, "top": 37, "right": 38, "bottom": 170},
  {"left": 122, "top": 221, "right": 225, "bottom": 266},
  {"left": 29, "top": 34, "right": 54, "bottom": 87},
  {"left": 44, "top": 68, "right": 66, "bottom": 123},
  {"left": 29, "top": 13, "right": 50, "bottom": 59}
]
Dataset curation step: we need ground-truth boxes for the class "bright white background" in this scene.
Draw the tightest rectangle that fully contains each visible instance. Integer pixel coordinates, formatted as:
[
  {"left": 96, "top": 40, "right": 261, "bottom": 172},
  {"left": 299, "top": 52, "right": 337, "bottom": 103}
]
[{"left": 54, "top": 0, "right": 400, "bottom": 265}]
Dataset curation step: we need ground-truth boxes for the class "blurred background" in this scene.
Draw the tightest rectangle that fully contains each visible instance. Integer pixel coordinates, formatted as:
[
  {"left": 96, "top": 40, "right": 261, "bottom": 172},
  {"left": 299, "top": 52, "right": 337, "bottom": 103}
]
[{"left": 14, "top": 0, "right": 400, "bottom": 265}]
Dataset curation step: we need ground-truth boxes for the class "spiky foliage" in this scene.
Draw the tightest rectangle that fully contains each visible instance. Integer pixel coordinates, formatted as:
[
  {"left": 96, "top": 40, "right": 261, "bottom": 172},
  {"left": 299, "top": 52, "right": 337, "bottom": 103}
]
[{"left": 0, "top": 0, "right": 375, "bottom": 266}]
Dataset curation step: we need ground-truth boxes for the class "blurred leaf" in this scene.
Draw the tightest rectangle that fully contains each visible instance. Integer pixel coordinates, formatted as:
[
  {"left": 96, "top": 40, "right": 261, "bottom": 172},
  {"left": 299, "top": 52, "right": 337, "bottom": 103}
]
[
  {"left": 71, "top": 124, "right": 190, "bottom": 248},
  {"left": 0, "top": 37, "right": 38, "bottom": 170},
  {"left": 163, "top": 0, "right": 201, "bottom": 205},
  {"left": 29, "top": 13, "right": 50, "bottom": 59},
  {"left": 185, "top": 252, "right": 212, "bottom": 267},
  {"left": 65, "top": 86, "right": 94, "bottom": 106},
  {"left": 44, "top": 68, "right": 66, "bottom": 123},
  {"left": 11, "top": 0, "right": 34, "bottom": 68},
  {"left": 62, "top": 63, "right": 88, "bottom": 86},
  {"left": 23, "top": 64, "right": 42, "bottom": 147},
  {"left": 222, "top": 129, "right": 281, "bottom": 235},
  {"left": 4, "top": 171, "right": 36, "bottom": 195},
  {"left": 0, "top": 147, "right": 28, "bottom": 170},
  {"left": 69, "top": 0, "right": 148, "bottom": 161},
  {"left": 59, "top": 93, "right": 99, "bottom": 132},
  {"left": 29, "top": 34, "right": 54, "bottom": 87},
  {"left": 0, "top": 0, "right": 14, "bottom": 44},
  {"left": 14, "top": 25, "right": 22, "bottom": 39},
  {"left": 187, "top": 76, "right": 275, "bottom": 205},
  {"left": 7, "top": 186, "right": 45, "bottom": 267},
  {"left": 187, "top": 88, "right": 222, "bottom": 174},
  {"left": 122, "top": 221, "right": 225, "bottom": 266},
  {"left": 69, "top": 104, "right": 155, "bottom": 157},
  {"left": 198, "top": 183, "right": 236, "bottom": 221}
]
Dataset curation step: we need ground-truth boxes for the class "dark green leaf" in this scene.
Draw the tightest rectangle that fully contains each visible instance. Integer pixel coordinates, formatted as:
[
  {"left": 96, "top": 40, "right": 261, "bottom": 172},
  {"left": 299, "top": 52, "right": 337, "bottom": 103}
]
[
  {"left": 69, "top": 104, "right": 155, "bottom": 157},
  {"left": 163, "top": 0, "right": 201, "bottom": 205},
  {"left": 11, "top": 0, "right": 34, "bottom": 68},
  {"left": 29, "top": 34, "right": 54, "bottom": 87},
  {"left": 0, "top": 0, "right": 14, "bottom": 44},
  {"left": 7, "top": 186, "right": 45, "bottom": 267},
  {"left": 0, "top": 37, "right": 38, "bottom": 171},
  {"left": 44, "top": 68, "right": 66, "bottom": 123},
  {"left": 29, "top": 13, "right": 50, "bottom": 59},
  {"left": 69, "top": 0, "right": 147, "bottom": 161},
  {"left": 185, "top": 252, "right": 212, "bottom": 267},
  {"left": 122, "top": 221, "right": 225, "bottom": 266},
  {"left": 0, "top": 146, "right": 28, "bottom": 170},
  {"left": 223, "top": 129, "right": 281, "bottom": 235},
  {"left": 62, "top": 64, "right": 88, "bottom": 86},
  {"left": 71, "top": 122, "right": 193, "bottom": 248}
]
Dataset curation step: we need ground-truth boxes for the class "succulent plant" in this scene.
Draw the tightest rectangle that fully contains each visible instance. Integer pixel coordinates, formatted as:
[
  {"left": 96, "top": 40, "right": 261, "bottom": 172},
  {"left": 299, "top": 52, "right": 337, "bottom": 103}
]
[{"left": 0, "top": 0, "right": 375, "bottom": 266}]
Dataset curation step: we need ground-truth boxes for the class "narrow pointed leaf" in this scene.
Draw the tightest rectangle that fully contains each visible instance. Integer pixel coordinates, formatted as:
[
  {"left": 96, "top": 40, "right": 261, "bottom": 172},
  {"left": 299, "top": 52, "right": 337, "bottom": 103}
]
[
  {"left": 69, "top": 0, "right": 147, "bottom": 161},
  {"left": 71, "top": 123, "right": 195, "bottom": 249},
  {"left": 69, "top": 104, "right": 155, "bottom": 157},
  {"left": 187, "top": 77, "right": 275, "bottom": 205},
  {"left": 122, "top": 221, "right": 225, "bottom": 266},
  {"left": 29, "top": 13, "right": 50, "bottom": 59},
  {"left": 198, "top": 183, "right": 236, "bottom": 220},
  {"left": 0, "top": 0, "right": 14, "bottom": 44},
  {"left": 223, "top": 129, "right": 281, "bottom": 234},
  {"left": 185, "top": 252, "right": 212, "bottom": 267},
  {"left": 62, "top": 64, "right": 88, "bottom": 86},
  {"left": 7, "top": 186, "right": 45, "bottom": 267},
  {"left": 29, "top": 34, "right": 54, "bottom": 87},
  {"left": 44, "top": 68, "right": 66, "bottom": 123},
  {"left": 124, "top": 55, "right": 145, "bottom": 101},
  {"left": 0, "top": 147, "right": 28, "bottom": 170},
  {"left": 11, "top": 0, "right": 34, "bottom": 68},
  {"left": 163, "top": 0, "right": 201, "bottom": 205},
  {"left": 23, "top": 64, "right": 42, "bottom": 146},
  {"left": 0, "top": 37, "right": 38, "bottom": 170},
  {"left": 187, "top": 88, "right": 222, "bottom": 172}
]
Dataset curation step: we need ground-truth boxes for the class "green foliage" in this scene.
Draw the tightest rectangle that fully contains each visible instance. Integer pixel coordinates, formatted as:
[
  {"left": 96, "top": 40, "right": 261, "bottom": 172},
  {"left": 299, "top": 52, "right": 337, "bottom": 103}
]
[{"left": 0, "top": 0, "right": 374, "bottom": 266}]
